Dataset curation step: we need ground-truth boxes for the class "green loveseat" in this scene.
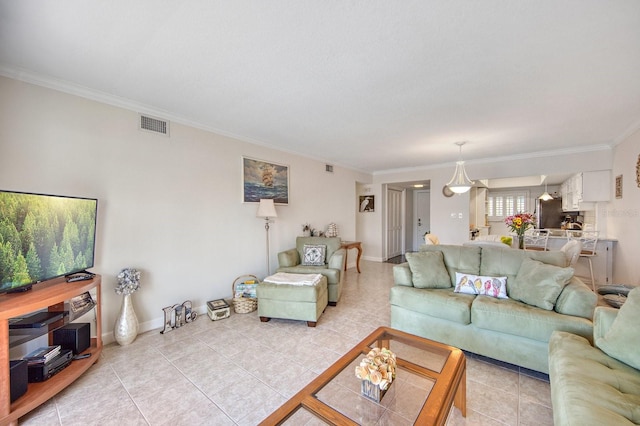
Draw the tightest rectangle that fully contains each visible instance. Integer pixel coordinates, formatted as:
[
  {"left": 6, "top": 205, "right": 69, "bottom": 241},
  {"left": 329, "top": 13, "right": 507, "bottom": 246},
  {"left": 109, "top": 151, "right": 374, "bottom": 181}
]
[
  {"left": 277, "top": 237, "right": 346, "bottom": 305},
  {"left": 390, "top": 244, "right": 597, "bottom": 373},
  {"left": 549, "top": 303, "right": 640, "bottom": 425}
]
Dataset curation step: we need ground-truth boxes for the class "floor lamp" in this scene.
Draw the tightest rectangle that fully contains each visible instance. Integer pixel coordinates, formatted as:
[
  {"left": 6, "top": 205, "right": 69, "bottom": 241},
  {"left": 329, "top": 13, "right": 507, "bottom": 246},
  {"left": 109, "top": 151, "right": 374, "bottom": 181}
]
[{"left": 256, "top": 199, "right": 277, "bottom": 275}]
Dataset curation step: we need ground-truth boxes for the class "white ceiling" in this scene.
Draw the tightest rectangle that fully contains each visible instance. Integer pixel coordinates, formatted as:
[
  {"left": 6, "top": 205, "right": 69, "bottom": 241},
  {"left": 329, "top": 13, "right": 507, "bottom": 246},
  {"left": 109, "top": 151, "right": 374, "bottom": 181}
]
[{"left": 1, "top": 1, "right": 639, "bottom": 173}]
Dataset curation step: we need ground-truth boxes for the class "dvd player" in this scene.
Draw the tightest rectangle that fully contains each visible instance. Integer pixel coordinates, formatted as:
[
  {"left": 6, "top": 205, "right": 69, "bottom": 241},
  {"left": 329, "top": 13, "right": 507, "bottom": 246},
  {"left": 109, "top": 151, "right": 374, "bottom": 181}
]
[
  {"left": 9, "top": 311, "right": 67, "bottom": 329},
  {"left": 27, "top": 349, "right": 73, "bottom": 382}
]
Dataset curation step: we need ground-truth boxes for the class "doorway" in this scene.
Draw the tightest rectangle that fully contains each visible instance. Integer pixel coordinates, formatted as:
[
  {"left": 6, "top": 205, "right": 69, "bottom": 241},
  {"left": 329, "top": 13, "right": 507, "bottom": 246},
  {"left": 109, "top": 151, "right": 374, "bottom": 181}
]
[{"left": 413, "top": 190, "right": 430, "bottom": 251}]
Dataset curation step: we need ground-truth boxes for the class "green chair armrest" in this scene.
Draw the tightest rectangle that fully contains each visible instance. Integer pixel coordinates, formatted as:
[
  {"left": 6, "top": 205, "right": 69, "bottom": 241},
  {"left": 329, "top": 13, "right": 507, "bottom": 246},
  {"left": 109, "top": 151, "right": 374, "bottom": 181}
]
[
  {"left": 328, "top": 248, "right": 346, "bottom": 270},
  {"left": 278, "top": 248, "right": 299, "bottom": 267},
  {"left": 393, "top": 263, "right": 414, "bottom": 286}
]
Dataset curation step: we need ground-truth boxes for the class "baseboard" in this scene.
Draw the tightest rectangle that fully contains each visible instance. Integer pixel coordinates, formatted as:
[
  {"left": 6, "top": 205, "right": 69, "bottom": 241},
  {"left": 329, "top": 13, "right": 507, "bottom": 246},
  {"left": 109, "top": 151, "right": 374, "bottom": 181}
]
[{"left": 101, "top": 304, "right": 210, "bottom": 345}]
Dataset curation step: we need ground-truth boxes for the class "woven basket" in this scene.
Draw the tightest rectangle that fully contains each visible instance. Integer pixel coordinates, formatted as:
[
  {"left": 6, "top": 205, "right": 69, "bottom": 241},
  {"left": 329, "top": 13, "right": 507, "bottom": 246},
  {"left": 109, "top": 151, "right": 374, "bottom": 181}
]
[{"left": 232, "top": 274, "right": 258, "bottom": 314}]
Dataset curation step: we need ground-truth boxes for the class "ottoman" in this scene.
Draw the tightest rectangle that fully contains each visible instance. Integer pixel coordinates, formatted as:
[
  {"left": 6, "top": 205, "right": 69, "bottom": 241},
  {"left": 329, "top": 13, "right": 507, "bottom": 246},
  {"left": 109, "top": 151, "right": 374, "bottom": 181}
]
[{"left": 257, "top": 273, "right": 328, "bottom": 327}]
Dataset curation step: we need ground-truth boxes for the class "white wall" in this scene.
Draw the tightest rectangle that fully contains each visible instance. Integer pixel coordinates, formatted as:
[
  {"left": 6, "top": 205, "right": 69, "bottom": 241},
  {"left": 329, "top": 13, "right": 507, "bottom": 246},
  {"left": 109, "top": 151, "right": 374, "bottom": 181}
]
[
  {"left": 355, "top": 182, "right": 383, "bottom": 262},
  {"left": 606, "top": 128, "right": 640, "bottom": 286},
  {"left": 0, "top": 77, "right": 370, "bottom": 340}
]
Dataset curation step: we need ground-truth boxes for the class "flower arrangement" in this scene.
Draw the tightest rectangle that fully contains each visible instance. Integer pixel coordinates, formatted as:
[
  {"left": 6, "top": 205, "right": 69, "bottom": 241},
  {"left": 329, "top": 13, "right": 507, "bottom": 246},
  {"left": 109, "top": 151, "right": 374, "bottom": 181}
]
[
  {"left": 504, "top": 213, "right": 535, "bottom": 249},
  {"left": 115, "top": 268, "right": 141, "bottom": 295},
  {"left": 355, "top": 347, "right": 397, "bottom": 390}
]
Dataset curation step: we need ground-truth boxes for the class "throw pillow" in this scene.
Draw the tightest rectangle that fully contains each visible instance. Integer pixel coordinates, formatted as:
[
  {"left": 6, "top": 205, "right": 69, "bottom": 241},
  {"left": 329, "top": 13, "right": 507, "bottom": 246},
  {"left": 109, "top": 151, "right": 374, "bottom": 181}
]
[
  {"left": 596, "top": 287, "right": 640, "bottom": 370},
  {"left": 301, "top": 244, "right": 326, "bottom": 266},
  {"left": 509, "top": 258, "right": 573, "bottom": 310},
  {"left": 405, "top": 251, "right": 451, "bottom": 289},
  {"left": 500, "top": 236, "right": 513, "bottom": 246},
  {"left": 454, "top": 272, "right": 508, "bottom": 299}
]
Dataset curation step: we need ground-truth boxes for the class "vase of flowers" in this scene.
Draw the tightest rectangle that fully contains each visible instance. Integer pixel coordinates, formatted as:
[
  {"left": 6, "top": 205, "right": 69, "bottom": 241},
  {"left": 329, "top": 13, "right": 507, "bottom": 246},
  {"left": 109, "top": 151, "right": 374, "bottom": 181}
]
[
  {"left": 355, "top": 347, "right": 397, "bottom": 403},
  {"left": 114, "top": 268, "right": 141, "bottom": 345},
  {"left": 504, "top": 213, "right": 535, "bottom": 249}
]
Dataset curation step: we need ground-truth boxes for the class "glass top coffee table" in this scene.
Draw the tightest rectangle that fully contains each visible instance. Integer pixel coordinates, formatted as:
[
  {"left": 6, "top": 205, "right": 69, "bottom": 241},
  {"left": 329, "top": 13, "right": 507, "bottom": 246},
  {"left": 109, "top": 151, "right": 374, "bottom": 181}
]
[{"left": 260, "top": 326, "right": 466, "bottom": 425}]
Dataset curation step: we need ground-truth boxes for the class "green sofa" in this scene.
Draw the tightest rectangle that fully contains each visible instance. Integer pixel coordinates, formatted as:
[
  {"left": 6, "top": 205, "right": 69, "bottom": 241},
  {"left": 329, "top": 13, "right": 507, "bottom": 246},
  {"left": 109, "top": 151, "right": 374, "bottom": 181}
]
[
  {"left": 390, "top": 244, "right": 597, "bottom": 373},
  {"left": 277, "top": 237, "right": 346, "bottom": 305},
  {"left": 549, "top": 304, "right": 640, "bottom": 425}
]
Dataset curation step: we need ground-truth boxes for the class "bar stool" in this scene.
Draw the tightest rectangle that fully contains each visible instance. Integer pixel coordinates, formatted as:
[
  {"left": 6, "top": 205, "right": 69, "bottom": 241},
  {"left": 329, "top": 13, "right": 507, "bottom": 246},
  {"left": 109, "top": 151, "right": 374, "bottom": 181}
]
[
  {"left": 523, "top": 229, "right": 550, "bottom": 251},
  {"left": 566, "top": 230, "right": 599, "bottom": 291}
]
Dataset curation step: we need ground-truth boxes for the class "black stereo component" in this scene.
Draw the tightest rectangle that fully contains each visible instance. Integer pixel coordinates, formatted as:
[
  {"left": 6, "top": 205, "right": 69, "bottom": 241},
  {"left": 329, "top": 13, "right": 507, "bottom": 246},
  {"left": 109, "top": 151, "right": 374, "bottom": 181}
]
[
  {"left": 27, "top": 349, "right": 73, "bottom": 382},
  {"left": 10, "top": 359, "right": 28, "bottom": 402},
  {"left": 52, "top": 322, "right": 90, "bottom": 354}
]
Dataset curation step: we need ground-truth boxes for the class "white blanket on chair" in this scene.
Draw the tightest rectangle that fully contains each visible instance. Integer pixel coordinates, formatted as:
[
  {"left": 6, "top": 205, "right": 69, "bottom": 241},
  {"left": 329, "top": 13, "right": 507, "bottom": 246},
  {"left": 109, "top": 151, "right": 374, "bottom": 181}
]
[{"left": 263, "top": 272, "right": 322, "bottom": 286}]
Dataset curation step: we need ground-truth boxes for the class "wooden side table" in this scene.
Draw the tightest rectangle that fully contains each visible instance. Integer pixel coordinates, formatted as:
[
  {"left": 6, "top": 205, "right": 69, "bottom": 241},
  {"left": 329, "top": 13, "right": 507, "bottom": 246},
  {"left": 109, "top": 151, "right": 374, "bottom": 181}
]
[{"left": 341, "top": 241, "right": 362, "bottom": 273}]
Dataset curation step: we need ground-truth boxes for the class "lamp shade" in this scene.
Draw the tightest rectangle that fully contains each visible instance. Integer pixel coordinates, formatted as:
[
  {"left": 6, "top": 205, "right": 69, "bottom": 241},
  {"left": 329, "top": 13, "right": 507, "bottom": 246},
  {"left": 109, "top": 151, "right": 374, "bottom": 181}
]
[
  {"left": 539, "top": 181, "right": 553, "bottom": 200},
  {"left": 257, "top": 199, "right": 277, "bottom": 218},
  {"left": 446, "top": 142, "right": 474, "bottom": 194},
  {"left": 539, "top": 191, "right": 554, "bottom": 201},
  {"left": 447, "top": 161, "right": 473, "bottom": 194}
]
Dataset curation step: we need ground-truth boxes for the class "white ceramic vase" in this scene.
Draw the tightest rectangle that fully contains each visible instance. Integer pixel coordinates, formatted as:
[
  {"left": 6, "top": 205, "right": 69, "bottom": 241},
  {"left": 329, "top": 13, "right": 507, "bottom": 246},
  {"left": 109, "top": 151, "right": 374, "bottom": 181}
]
[{"left": 114, "top": 293, "right": 139, "bottom": 345}]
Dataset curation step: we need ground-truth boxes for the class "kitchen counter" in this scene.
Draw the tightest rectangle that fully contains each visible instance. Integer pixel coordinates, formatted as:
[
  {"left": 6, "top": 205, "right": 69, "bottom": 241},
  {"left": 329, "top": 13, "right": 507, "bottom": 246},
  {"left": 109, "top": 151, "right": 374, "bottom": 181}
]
[{"left": 543, "top": 229, "right": 618, "bottom": 241}]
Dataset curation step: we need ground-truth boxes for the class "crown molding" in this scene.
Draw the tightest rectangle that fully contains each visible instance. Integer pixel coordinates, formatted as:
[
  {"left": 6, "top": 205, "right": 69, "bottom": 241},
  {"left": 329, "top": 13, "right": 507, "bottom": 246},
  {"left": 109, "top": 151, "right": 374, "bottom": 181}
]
[
  {"left": 0, "top": 65, "right": 369, "bottom": 174},
  {"left": 374, "top": 144, "right": 612, "bottom": 176}
]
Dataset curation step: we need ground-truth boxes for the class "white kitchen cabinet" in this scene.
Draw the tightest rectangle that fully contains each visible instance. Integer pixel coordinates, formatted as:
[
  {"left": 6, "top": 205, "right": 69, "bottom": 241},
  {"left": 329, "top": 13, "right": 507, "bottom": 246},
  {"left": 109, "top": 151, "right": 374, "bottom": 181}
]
[
  {"left": 581, "top": 170, "right": 611, "bottom": 201},
  {"left": 561, "top": 171, "right": 611, "bottom": 211}
]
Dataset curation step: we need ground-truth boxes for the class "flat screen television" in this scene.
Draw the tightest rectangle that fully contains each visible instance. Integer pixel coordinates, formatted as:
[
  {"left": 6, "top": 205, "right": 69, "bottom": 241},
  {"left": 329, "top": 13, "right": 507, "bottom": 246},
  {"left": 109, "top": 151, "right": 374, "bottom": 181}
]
[{"left": 0, "top": 190, "right": 98, "bottom": 293}]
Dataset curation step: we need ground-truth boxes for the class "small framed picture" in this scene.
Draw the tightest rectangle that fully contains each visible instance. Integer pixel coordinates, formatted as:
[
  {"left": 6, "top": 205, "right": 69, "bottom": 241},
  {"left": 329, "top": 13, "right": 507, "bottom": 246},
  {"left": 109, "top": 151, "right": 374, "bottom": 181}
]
[
  {"left": 359, "top": 195, "right": 375, "bottom": 212},
  {"left": 615, "top": 175, "right": 623, "bottom": 199}
]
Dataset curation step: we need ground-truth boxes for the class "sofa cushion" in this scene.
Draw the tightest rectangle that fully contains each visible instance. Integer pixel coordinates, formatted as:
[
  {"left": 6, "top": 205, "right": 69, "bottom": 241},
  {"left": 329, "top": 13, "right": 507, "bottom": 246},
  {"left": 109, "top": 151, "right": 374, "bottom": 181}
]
[
  {"left": 472, "top": 296, "right": 594, "bottom": 342},
  {"left": 550, "top": 331, "right": 640, "bottom": 426},
  {"left": 480, "top": 246, "right": 567, "bottom": 284},
  {"left": 390, "top": 286, "right": 473, "bottom": 325},
  {"left": 420, "top": 245, "right": 481, "bottom": 286},
  {"left": 454, "top": 272, "right": 508, "bottom": 299},
  {"left": 554, "top": 277, "right": 598, "bottom": 319},
  {"left": 596, "top": 287, "right": 640, "bottom": 370},
  {"left": 509, "top": 258, "right": 573, "bottom": 310},
  {"left": 405, "top": 251, "right": 451, "bottom": 289},
  {"left": 302, "top": 244, "right": 326, "bottom": 266}
]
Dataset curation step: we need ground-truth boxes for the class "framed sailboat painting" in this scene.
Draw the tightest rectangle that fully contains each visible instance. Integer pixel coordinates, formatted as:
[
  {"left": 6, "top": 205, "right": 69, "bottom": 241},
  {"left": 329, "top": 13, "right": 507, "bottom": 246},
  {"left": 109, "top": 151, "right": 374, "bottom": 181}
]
[{"left": 242, "top": 157, "right": 289, "bottom": 204}]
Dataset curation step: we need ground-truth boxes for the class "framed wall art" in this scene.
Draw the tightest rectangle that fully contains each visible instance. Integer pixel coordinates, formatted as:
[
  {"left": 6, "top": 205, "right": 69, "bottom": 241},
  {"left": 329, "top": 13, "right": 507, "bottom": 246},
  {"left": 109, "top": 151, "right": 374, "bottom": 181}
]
[
  {"left": 615, "top": 175, "right": 623, "bottom": 199},
  {"left": 242, "top": 157, "right": 289, "bottom": 204},
  {"left": 359, "top": 195, "right": 375, "bottom": 212}
]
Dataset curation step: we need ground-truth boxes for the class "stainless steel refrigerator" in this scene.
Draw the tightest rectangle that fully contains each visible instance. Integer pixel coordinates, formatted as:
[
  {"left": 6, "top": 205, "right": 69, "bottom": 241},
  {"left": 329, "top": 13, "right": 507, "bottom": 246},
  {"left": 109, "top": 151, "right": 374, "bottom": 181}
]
[{"left": 536, "top": 198, "right": 564, "bottom": 229}]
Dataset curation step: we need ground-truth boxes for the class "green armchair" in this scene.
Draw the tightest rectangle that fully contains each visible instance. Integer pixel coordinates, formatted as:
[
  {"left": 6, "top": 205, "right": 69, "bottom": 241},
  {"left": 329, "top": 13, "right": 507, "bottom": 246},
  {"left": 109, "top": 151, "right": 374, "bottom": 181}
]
[{"left": 277, "top": 237, "right": 346, "bottom": 305}]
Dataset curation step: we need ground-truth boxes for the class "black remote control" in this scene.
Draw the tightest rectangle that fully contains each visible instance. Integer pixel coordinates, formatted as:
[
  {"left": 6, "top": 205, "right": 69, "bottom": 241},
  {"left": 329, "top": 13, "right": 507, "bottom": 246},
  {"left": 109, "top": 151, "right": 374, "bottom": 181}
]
[
  {"left": 66, "top": 273, "right": 95, "bottom": 282},
  {"left": 73, "top": 353, "right": 91, "bottom": 360}
]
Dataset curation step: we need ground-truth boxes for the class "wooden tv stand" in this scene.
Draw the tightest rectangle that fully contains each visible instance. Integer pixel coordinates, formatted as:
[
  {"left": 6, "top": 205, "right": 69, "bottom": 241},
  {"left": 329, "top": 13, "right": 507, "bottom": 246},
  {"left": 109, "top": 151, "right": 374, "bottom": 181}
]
[{"left": 0, "top": 275, "right": 102, "bottom": 425}]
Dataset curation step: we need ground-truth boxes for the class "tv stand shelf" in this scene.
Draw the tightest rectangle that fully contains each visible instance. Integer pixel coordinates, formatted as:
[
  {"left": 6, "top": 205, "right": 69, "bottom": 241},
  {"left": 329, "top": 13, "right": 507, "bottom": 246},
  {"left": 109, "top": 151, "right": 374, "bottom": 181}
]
[{"left": 0, "top": 275, "right": 102, "bottom": 425}]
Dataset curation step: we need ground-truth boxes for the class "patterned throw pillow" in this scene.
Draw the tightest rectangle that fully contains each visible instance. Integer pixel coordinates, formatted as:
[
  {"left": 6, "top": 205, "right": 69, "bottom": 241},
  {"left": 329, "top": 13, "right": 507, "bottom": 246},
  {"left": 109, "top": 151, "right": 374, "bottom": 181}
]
[
  {"left": 302, "top": 244, "right": 326, "bottom": 266},
  {"left": 454, "top": 272, "right": 509, "bottom": 299}
]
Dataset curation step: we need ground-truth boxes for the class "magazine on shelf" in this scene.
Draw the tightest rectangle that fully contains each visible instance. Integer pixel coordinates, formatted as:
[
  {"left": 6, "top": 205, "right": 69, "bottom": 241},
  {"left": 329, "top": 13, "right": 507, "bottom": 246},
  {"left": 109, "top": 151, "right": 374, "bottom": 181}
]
[{"left": 69, "top": 291, "right": 96, "bottom": 317}]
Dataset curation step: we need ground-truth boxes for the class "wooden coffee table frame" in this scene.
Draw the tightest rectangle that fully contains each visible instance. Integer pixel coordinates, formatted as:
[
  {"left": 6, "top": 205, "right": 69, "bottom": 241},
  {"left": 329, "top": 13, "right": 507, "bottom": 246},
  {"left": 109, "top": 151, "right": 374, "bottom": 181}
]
[{"left": 260, "top": 326, "right": 466, "bottom": 425}]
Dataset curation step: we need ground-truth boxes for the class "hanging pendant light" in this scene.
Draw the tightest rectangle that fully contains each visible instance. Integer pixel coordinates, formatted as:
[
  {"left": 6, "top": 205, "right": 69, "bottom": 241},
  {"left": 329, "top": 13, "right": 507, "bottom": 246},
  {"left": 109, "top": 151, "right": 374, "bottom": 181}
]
[
  {"left": 539, "top": 178, "right": 554, "bottom": 201},
  {"left": 446, "top": 141, "right": 474, "bottom": 194}
]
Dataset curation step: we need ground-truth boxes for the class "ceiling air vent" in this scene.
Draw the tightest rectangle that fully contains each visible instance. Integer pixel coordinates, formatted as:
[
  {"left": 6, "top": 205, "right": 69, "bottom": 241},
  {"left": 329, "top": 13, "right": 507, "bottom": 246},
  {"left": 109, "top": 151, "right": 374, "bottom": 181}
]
[
  {"left": 325, "top": 164, "right": 334, "bottom": 173},
  {"left": 139, "top": 114, "right": 169, "bottom": 136}
]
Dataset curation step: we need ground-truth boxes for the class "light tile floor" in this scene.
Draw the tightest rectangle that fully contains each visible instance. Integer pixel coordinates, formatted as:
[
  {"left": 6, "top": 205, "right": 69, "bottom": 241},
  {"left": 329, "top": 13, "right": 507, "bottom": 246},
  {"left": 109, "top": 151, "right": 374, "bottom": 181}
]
[{"left": 20, "top": 261, "right": 554, "bottom": 425}]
